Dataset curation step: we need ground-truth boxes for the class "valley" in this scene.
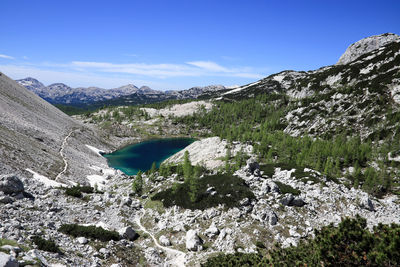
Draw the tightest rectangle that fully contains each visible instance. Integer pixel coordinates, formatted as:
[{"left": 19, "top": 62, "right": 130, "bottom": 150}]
[{"left": 1, "top": 33, "right": 400, "bottom": 266}]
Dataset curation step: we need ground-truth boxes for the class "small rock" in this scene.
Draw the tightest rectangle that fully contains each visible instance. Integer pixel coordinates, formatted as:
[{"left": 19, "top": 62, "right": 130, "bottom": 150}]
[
  {"left": 291, "top": 197, "right": 306, "bottom": 207},
  {"left": 159, "top": 235, "right": 171, "bottom": 246},
  {"left": 205, "top": 222, "right": 220, "bottom": 237},
  {"left": 0, "top": 195, "right": 14, "bottom": 204},
  {"left": 280, "top": 194, "right": 294, "bottom": 206},
  {"left": 77, "top": 237, "right": 88, "bottom": 244},
  {"left": 118, "top": 226, "right": 138, "bottom": 241},
  {"left": 121, "top": 197, "right": 132, "bottom": 207},
  {"left": 186, "top": 230, "right": 203, "bottom": 251},
  {"left": 239, "top": 198, "right": 251, "bottom": 206},
  {"left": 206, "top": 187, "right": 216, "bottom": 194},
  {"left": 360, "top": 194, "right": 375, "bottom": 211},
  {"left": 99, "top": 248, "right": 108, "bottom": 254},
  {"left": 246, "top": 158, "right": 260, "bottom": 176}
]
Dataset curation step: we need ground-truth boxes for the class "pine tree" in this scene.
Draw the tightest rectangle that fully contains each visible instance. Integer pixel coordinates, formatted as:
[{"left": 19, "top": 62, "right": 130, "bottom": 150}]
[
  {"left": 183, "top": 151, "right": 192, "bottom": 181},
  {"left": 132, "top": 170, "right": 143, "bottom": 195},
  {"left": 225, "top": 147, "right": 231, "bottom": 174}
]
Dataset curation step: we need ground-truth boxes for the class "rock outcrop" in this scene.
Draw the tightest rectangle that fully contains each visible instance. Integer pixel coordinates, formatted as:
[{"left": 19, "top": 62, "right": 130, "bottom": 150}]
[
  {"left": 0, "top": 252, "right": 18, "bottom": 267},
  {"left": 337, "top": 33, "right": 400, "bottom": 65},
  {"left": 186, "top": 230, "right": 203, "bottom": 251},
  {"left": 0, "top": 175, "right": 24, "bottom": 195}
]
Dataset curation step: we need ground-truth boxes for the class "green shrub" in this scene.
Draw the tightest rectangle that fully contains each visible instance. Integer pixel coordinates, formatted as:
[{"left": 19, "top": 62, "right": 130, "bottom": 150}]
[
  {"left": 65, "top": 187, "right": 82, "bottom": 198},
  {"left": 203, "top": 216, "right": 400, "bottom": 266},
  {"left": 58, "top": 224, "right": 120, "bottom": 242},
  {"left": 151, "top": 174, "right": 255, "bottom": 210},
  {"left": 274, "top": 181, "right": 301, "bottom": 195},
  {"left": 65, "top": 185, "right": 94, "bottom": 198},
  {"left": 32, "top": 236, "right": 60, "bottom": 253}
]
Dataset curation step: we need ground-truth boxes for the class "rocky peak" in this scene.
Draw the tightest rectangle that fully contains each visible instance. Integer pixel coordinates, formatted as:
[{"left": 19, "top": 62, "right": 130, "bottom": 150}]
[
  {"left": 16, "top": 77, "right": 45, "bottom": 92},
  {"left": 337, "top": 33, "right": 400, "bottom": 65}
]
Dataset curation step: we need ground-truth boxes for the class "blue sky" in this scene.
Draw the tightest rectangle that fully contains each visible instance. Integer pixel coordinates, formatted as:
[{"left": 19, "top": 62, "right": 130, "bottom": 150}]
[{"left": 0, "top": 0, "right": 399, "bottom": 90}]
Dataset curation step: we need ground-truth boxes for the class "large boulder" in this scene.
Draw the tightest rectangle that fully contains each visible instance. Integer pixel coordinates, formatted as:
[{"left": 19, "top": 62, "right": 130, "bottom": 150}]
[
  {"left": 185, "top": 230, "right": 203, "bottom": 251},
  {"left": 0, "top": 175, "right": 24, "bottom": 195},
  {"left": 0, "top": 252, "right": 18, "bottom": 267},
  {"left": 280, "top": 194, "right": 306, "bottom": 207},
  {"left": 118, "top": 226, "right": 138, "bottom": 241}
]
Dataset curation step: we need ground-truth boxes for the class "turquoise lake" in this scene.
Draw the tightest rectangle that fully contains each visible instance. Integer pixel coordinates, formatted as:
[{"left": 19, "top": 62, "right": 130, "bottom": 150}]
[{"left": 103, "top": 138, "right": 195, "bottom": 175}]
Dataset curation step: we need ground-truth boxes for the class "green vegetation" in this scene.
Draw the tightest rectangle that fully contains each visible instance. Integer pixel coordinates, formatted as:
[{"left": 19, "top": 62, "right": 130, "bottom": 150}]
[
  {"left": 32, "top": 236, "right": 60, "bottom": 253},
  {"left": 203, "top": 216, "right": 400, "bottom": 266},
  {"left": 132, "top": 170, "right": 143, "bottom": 195},
  {"left": 274, "top": 181, "right": 301, "bottom": 196},
  {"left": 58, "top": 224, "right": 120, "bottom": 242},
  {"left": 151, "top": 174, "right": 255, "bottom": 210},
  {"left": 174, "top": 91, "right": 399, "bottom": 197},
  {"left": 65, "top": 184, "right": 95, "bottom": 198}
]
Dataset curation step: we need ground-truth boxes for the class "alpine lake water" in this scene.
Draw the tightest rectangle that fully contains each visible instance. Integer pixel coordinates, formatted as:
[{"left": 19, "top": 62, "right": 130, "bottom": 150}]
[{"left": 103, "top": 138, "right": 195, "bottom": 175}]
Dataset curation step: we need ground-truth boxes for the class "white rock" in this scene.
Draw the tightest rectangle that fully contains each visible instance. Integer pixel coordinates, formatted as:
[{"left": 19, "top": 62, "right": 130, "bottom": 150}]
[
  {"left": 185, "top": 230, "right": 203, "bottom": 251},
  {"left": 337, "top": 33, "right": 400, "bottom": 65},
  {"left": 159, "top": 235, "right": 171, "bottom": 246},
  {"left": 205, "top": 222, "right": 220, "bottom": 237},
  {"left": 76, "top": 237, "right": 88, "bottom": 244},
  {"left": 0, "top": 252, "right": 18, "bottom": 267}
]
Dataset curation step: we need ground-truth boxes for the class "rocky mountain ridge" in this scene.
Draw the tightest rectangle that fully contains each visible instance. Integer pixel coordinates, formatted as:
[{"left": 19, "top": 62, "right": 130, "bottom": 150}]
[{"left": 16, "top": 77, "right": 227, "bottom": 106}]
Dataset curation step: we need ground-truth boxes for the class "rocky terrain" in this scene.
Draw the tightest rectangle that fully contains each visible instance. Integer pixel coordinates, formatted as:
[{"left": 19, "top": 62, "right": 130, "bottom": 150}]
[
  {"left": 1, "top": 33, "right": 400, "bottom": 266},
  {"left": 222, "top": 33, "right": 400, "bottom": 138}
]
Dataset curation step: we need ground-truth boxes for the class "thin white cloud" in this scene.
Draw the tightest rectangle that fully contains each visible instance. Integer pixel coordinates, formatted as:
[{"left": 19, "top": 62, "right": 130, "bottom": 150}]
[
  {"left": 0, "top": 59, "right": 265, "bottom": 89},
  {"left": 187, "top": 61, "right": 228, "bottom": 72},
  {"left": 0, "top": 54, "right": 14, "bottom": 60},
  {"left": 0, "top": 64, "right": 165, "bottom": 89},
  {"left": 70, "top": 60, "right": 263, "bottom": 79}
]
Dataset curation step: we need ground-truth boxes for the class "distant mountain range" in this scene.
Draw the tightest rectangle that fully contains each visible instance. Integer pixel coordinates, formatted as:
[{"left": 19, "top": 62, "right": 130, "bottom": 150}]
[{"left": 16, "top": 78, "right": 228, "bottom": 106}]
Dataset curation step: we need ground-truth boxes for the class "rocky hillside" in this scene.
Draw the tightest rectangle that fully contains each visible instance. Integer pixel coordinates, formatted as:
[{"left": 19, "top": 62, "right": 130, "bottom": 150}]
[
  {"left": 16, "top": 77, "right": 227, "bottom": 106},
  {"left": 222, "top": 33, "right": 400, "bottom": 138},
  {"left": 0, "top": 72, "right": 114, "bottom": 184}
]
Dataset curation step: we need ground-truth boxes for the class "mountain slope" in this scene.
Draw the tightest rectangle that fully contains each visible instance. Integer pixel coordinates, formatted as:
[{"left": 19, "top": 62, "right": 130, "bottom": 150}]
[
  {"left": 0, "top": 72, "right": 112, "bottom": 183},
  {"left": 221, "top": 33, "right": 400, "bottom": 139}
]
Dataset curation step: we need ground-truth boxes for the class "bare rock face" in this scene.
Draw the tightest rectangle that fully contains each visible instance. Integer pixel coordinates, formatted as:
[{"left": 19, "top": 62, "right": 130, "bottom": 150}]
[
  {"left": 0, "top": 174, "right": 24, "bottom": 195},
  {"left": 337, "top": 33, "right": 400, "bottom": 65}
]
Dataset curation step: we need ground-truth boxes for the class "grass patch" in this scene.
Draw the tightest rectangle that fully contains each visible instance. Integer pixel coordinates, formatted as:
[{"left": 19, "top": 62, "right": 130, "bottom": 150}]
[
  {"left": 144, "top": 200, "right": 165, "bottom": 214},
  {"left": 58, "top": 224, "right": 120, "bottom": 242},
  {"left": 32, "top": 236, "right": 60, "bottom": 253},
  {"left": 151, "top": 174, "right": 255, "bottom": 210},
  {"left": 274, "top": 181, "right": 301, "bottom": 195}
]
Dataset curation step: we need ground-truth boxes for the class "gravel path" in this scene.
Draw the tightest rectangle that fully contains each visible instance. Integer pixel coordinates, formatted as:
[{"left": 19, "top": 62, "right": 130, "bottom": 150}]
[
  {"left": 135, "top": 210, "right": 187, "bottom": 267},
  {"left": 55, "top": 130, "right": 75, "bottom": 181}
]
